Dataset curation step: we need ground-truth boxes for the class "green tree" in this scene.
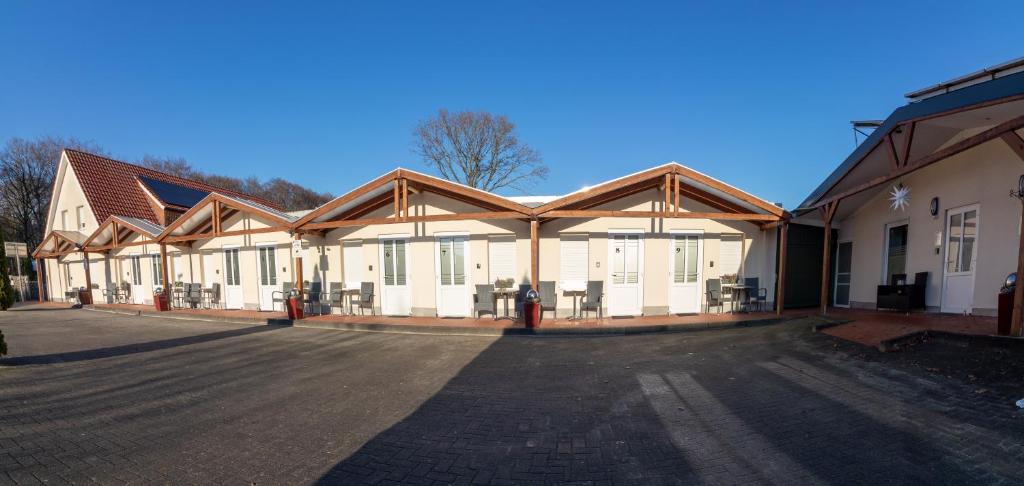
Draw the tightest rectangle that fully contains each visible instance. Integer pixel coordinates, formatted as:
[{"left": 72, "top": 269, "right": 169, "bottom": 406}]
[{"left": 0, "top": 227, "right": 14, "bottom": 310}]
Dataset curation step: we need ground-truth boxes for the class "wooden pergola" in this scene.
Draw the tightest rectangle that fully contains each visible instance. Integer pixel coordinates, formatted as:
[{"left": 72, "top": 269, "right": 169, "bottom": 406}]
[{"left": 799, "top": 90, "right": 1024, "bottom": 333}]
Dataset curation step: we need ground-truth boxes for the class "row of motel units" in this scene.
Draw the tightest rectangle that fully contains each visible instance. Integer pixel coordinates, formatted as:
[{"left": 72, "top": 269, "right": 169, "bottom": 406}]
[
  {"left": 34, "top": 149, "right": 790, "bottom": 318},
  {"left": 797, "top": 57, "right": 1024, "bottom": 335}
]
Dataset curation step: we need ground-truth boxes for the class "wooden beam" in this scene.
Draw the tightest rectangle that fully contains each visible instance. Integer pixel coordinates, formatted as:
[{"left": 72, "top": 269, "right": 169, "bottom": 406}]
[
  {"left": 535, "top": 165, "right": 672, "bottom": 214},
  {"left": 393, "top": 179, "right": 400, "bottom": 218},
  {"left": 1012, "top": 202, "right": 1024, "bottom": 337},
  {"left": 530, "top": 219, "right": 539, "bottom": 291},
  {"left": 811, "top": 114, "right": 1024, "bottom": 209},
  {"left": 819, "top": 201, "right": 838, "bottom": 315},
  {"left": 161, "top": 225, "right": 290, "bottom": 243},
  {"left": 402, "top": 178, "right": 409, "bottom": 221},
  {"left": 36, "top": 259, "right": 44, "bottom": 302},
  {"left": 776, "top": 222, "right": 788, "bottom": 316},
  {"left": 294, "top": 233, "right": 304, "bottom": 299},
  {"left": 292, "top": 170, "right": 401, "bottom": 228},
  {"left": 900, "top": 122, "right": 916, "bottom": 167},
  {"left": 1000, "top": 130, "right": 1024, "bottom": 162},
  {"left": 673, "top": 174, "right": 680, "bottom": 216},
  {"left": 159, "top": 244, "right": 170, "bottom": 294},
  {"left": 83, "top": 252, "right": 92, "bottom": 294},
  {"left": 663, "top": 173, "right": 670, "bottom": 215},
  {"left": 402, "top": 171, "right": 532, "bottom": 215},
  {"left": 673, "top": 165, "right": 786, "bottom": 217},
  {"left": 541, "top": 210, "right": 778, "bottom": 221},
  {"left": 885, "top": 133, "right": 901, "bottom": 170},
  {"left": 301, "top": 211, "right": 525, "bottom": 231}
]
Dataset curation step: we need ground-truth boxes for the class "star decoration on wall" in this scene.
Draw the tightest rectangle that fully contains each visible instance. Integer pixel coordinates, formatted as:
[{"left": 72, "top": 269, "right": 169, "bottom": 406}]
[{"left": 889, "top": 183, "right": 910, "bottom": 211}]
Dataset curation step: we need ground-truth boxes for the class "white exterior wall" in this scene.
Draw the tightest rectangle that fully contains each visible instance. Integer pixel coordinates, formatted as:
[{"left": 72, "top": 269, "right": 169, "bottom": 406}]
[{"left": 836, "top": 136, "right": 1022, "bottom": 315}]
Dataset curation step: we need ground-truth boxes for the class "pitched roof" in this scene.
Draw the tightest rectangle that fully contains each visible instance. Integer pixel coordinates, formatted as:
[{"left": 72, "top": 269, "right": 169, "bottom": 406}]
[{"left": 65, "top": 149, "right": 281, "bottom": 225}]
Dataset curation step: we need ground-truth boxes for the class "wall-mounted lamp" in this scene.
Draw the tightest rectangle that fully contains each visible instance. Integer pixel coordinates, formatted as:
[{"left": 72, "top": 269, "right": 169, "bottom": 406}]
[
  {"left": 929, "top": 197, "right": 939, "bottom": 217},
  {"left": 368, "top": 265, "right": 373, "bottom": 271},
  {"left": 595, "top": 261, "right": 601, "bottom": 268}
]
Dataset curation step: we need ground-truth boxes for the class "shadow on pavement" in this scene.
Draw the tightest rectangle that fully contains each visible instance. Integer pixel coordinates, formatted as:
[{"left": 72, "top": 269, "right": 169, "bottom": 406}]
[{"left": 0, "top": 325, "right": 283, "bottom": 365}]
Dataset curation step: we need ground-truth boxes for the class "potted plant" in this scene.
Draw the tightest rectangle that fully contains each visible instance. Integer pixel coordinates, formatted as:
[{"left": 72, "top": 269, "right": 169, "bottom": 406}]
[{"left": 494, "top": 278, "right": 515, "bottom": 290}]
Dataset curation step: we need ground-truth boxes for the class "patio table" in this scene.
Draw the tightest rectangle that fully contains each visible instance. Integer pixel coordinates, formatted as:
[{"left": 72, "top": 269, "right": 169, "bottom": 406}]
[
  {"left": 721, "top": 283, "right": 750, "bottom": 313},
  {"left": 341, "top": 287, "right": 361, "bottom": 315},
  {"left": 560, "top": 282, "right": 587, "bottom": 321},
  {"left": 493, "top": 288, "right": 518, "bottom": 319}
]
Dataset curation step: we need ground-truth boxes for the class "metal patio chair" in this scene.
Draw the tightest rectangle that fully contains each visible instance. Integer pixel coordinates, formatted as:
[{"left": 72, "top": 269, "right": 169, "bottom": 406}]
[
  {"left": 356, "top": 282, "right": 375, "bottom": 315},
  {"left": 705, "top": 278, "right": 725, "bottom": 314},
  {"left": 514, "top": 284, "right": 533, "bottom": 319},
  {"left": 326, "top": 282, "right": 346, "bottom": 315},
  {"left": 538, "top": 281, "right": 557, "bottom": 321},
  {"left": 272, "top": 282, "right": 293, "bottom": 312},
  {"left": 744, "top": 277, "right": 767, "bottom": 312},
  {"left": 303, "top": 281, "right": 323, "bottom": 315}
]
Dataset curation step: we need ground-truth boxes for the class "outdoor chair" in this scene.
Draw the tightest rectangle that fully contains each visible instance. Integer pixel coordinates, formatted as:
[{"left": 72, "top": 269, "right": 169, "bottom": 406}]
[
  {"left": 580, "top": 280, "right": 603, "bottom": 319},
  {"left": 538, "top": 281, "right": 557, "bottom": 321},
  {"left": 744, "top": 277, "right": 767, "bottom": 312},
  {"left": 514, "top": 284, "right": 533, "bottom": 319},
  {"left": 326, "top": 282, "right": 345, "bottom": 314},
  {"left": 356, "top": 282, "right": 375, "bottom": 315},
  {"left": 186, "top": 283, "right": 202, "bottom": 309},
  {"left": 207, "top": 283, "right": 221, "bottom": 309},
  {"left": 705, "top": 278, "right": 725, "bottom": 313},
  {"left": 304, "top": 282, "right": 323, "bottom": 315},
  {"left": 120, "top": 282, "right": 132, "bottom": 304},
  {"left": 474, "top": 284, "right": 496, "bottom": 319},
  {"left": 877, "top": 272, "right": 927, "bottom": 313},
  {"left": 272, "top": 282, "right": 293, "bottom": 312}
]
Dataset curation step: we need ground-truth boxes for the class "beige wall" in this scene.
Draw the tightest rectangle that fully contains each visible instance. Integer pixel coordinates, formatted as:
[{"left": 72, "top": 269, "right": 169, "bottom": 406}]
[{"left": 836, "top": 135, "right": 1022, "bottom": 315}]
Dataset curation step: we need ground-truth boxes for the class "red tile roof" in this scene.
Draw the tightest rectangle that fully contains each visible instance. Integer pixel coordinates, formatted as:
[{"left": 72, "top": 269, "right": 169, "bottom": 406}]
[{"left": 65, "top": 149, "right": 281, "bottom": 225}]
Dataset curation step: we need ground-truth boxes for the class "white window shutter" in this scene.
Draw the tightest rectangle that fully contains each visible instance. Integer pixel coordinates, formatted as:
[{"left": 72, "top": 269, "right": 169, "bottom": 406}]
[
  {"left": 719, "top": 234, "right": 743, "bottom": 276},
  {"left": 488, "top": 236, "right": 516, "bottom": 282},
  {"left": 342, "top": 241, "right": 363, "bottom": 288},
  {"left": 560, "top": 236, "right": 589, "bottom": 287}
]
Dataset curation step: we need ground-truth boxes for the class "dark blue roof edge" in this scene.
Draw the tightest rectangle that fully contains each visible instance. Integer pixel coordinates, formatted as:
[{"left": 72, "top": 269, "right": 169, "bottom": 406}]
[{"left": 798, "top": 69, "right": 1024, "bottom": 210}]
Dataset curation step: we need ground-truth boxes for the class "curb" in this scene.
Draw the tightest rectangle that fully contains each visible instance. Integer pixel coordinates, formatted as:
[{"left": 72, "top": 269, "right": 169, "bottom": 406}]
[
  {"left": 878, "top": 329, "right": 1024, "bottom": 352},
  {"left": 810, "top": 318, "right": 852, "bottom": 332},
  {"left": 83, "top": 306, "right": 806, "bottom": 337}
]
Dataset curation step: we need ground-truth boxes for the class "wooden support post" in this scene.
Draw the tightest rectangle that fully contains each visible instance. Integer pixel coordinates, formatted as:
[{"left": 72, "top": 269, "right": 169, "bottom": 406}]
[
  {"left": 393, "top": 179, "right": 400, "bottom": 219},
  {"left": 294, "top": 233, "right": 304, "bottom": 296},
  {"left": 112, "top": 222, "right": 119, "bottom": 247},
  {"left": 776, "top": 222, "right": 788, "bottom": 316},
  {"left": 213, "top": 200, "right": 221, "bottom": 235},
  {"left": 1011, "top": 202, "right": 1024, "bottom": 336},
  {"left": 159, "top": 244, "right": 170, "bottom": 292},
  {"left": 83, "top": 252, "right": 93, "bottom": 295},
  {"left": 530, "top": 219, "right": 539, "bottom": 291},
  {"left": 36, "top": 258, "right": 44, "bottom": 302},
  {"left": 673, "top": 174, "right": 680, "bottom": 216},
  {"left": 819, "top": 201, "right": 839, "bottom": 315},
  {"left": 663, "top": 173, "right": 670, "bottom": 215},
  {"left": 401, "top": 178, "right": 409, "bottom": 221}
]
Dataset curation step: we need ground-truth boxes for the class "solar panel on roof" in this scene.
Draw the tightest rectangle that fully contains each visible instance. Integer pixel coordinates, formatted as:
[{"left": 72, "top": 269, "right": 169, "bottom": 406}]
[{"left": 138, "top": 175, "right": 210, "bottom": 208}]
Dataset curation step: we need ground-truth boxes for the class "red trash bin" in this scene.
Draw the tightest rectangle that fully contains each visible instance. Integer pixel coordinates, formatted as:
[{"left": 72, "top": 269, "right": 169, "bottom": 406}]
[
  {"left": 153, "top": 291, "right": 170, "bottom": 311},
  {"left": 286, "top": 296, "right": 304, "bottom": 320},
  {"left": 78, "top": 288, "right": 93, "bottom": 306},
  {"left": 998, "top": 288, "right": 1014, "bottom": 336},
  {"left": 523, "top": 288, "right": 541, "bottom": 328}
]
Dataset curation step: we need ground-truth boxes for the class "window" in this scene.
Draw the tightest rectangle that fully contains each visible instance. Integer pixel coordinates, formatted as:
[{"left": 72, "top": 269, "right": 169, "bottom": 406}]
[
  {"left": 130, "top": 256, "right": 143, "bottom": 286},
  {"left": 60, "top": 210, "right": 68, "bottom": 230},
  {"left": 258, "top": 246, "right": 277, "bottom": 286},
  {"left": 76, "top": 206, "right": 85, "bottom": 229},
  {"left": 382, "top": 239, "right": 407, "bottom": 286},
  {"left": 224, "top": 248, "right": 241, "bottom": 286},
  {"left": 610, "top": 234, "right": 640, "bottom": 285},
  {"left": 885, "top": 224, "right": 908, "bottom": 284},
  {"left": 559, "top": 235, "right": 588, "bottom": 286},
  {"left": 946, "top": 210, "right": 977, "bottom": 273},
  {"left": 150, "top": 254, "right": 163, "bottom": 287},
  {"left": 672, "top": 235, "right": 699, "bottom": 284},
  {"left": 438, "top": 236, "right": 466, "bottom": 286},
  {"left": 718, "top": 234, "right": 743, "bottom": 277},
  {"left": 342, "top": 241, "right": 363, "bottom": 287},
  {"left": 488, "top": 236, "right": 516, "bottom": 283}
]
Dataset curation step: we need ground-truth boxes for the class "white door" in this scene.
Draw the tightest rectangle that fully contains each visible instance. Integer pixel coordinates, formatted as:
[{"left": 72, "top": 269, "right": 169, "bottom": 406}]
[
  {"left": 941, "top": 205, "right": 979, "bottom": 313},
  {"left": 669, "top": 232, "right": 702, "bottom": 314},
  {"left": 379, "top": 237, "right": 411, "bottom": 315},
  {"left": 834, "top": 241, "right": 852, "bottom": 308},
  {"left": 129, "top": 255, "right": 145, "bottom": 304},
  {"left": 256, "top": 245, "right": 278, "bottom": 311},
  {"left": 436, "top": 235, "right": 470, "bottom": 317},
  {"left": 608, "top": 232, "right": 644, "bottom": 316},
  {"left": 223, "top": 247, "right": 244, "bottom": 309}
]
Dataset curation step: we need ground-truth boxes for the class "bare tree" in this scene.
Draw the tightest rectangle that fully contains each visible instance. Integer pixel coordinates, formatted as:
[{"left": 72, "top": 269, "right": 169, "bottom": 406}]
[
  {"left": 413, "top": 109, "right": 548, "bottom": 193},
  {"left": 138, "top": 154, "right": 194, "bottom": 179},
  {"left": 0, "top": 136, "right": 105, "bottom": 253}
]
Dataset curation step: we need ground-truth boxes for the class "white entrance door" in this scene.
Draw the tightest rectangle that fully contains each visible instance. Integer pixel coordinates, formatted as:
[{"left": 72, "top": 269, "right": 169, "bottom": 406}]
[
  {"left": 608, "top": 232, "right": 644, "bottom": 316},
  {"left": 379, "top": 237, "right": 411, "bottom": 315},
  {"left": 223, "top": 247, "right": 244, "bottom": 309},
  {"left": 834, "top": 241, "right": 853, "bottom": 307},
  {"left": 941, "top": 205, "right": 979, "bottom": 313},
  {"left": 435, "top": 235, "right": 470, "bottom": 317},
  {"left": 256, "top": 245, "right": 278, "bottom": 311},
  {"left": 129, "top": 255, "right": 145, "bottom": 304},
  {"left": 669, "top": 232, "right": 702, "bottom": 314}
]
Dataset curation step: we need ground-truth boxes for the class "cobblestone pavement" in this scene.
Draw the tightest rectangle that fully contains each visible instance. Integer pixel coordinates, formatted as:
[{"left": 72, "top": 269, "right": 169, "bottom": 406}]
[{"left": 1, "top": 307, "right": 1022, "bottom": 485}]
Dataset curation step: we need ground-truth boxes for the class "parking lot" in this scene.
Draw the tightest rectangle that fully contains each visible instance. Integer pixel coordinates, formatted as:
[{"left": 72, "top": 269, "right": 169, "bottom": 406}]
[{"left": 1, "top": 307, "right": 1022, "bottom": 484}]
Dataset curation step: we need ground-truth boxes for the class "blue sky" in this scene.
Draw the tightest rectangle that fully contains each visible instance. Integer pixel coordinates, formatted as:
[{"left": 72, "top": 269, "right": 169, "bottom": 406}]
[{"left": 2, "top": 1, "right": 1021, "bottom": 208}]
